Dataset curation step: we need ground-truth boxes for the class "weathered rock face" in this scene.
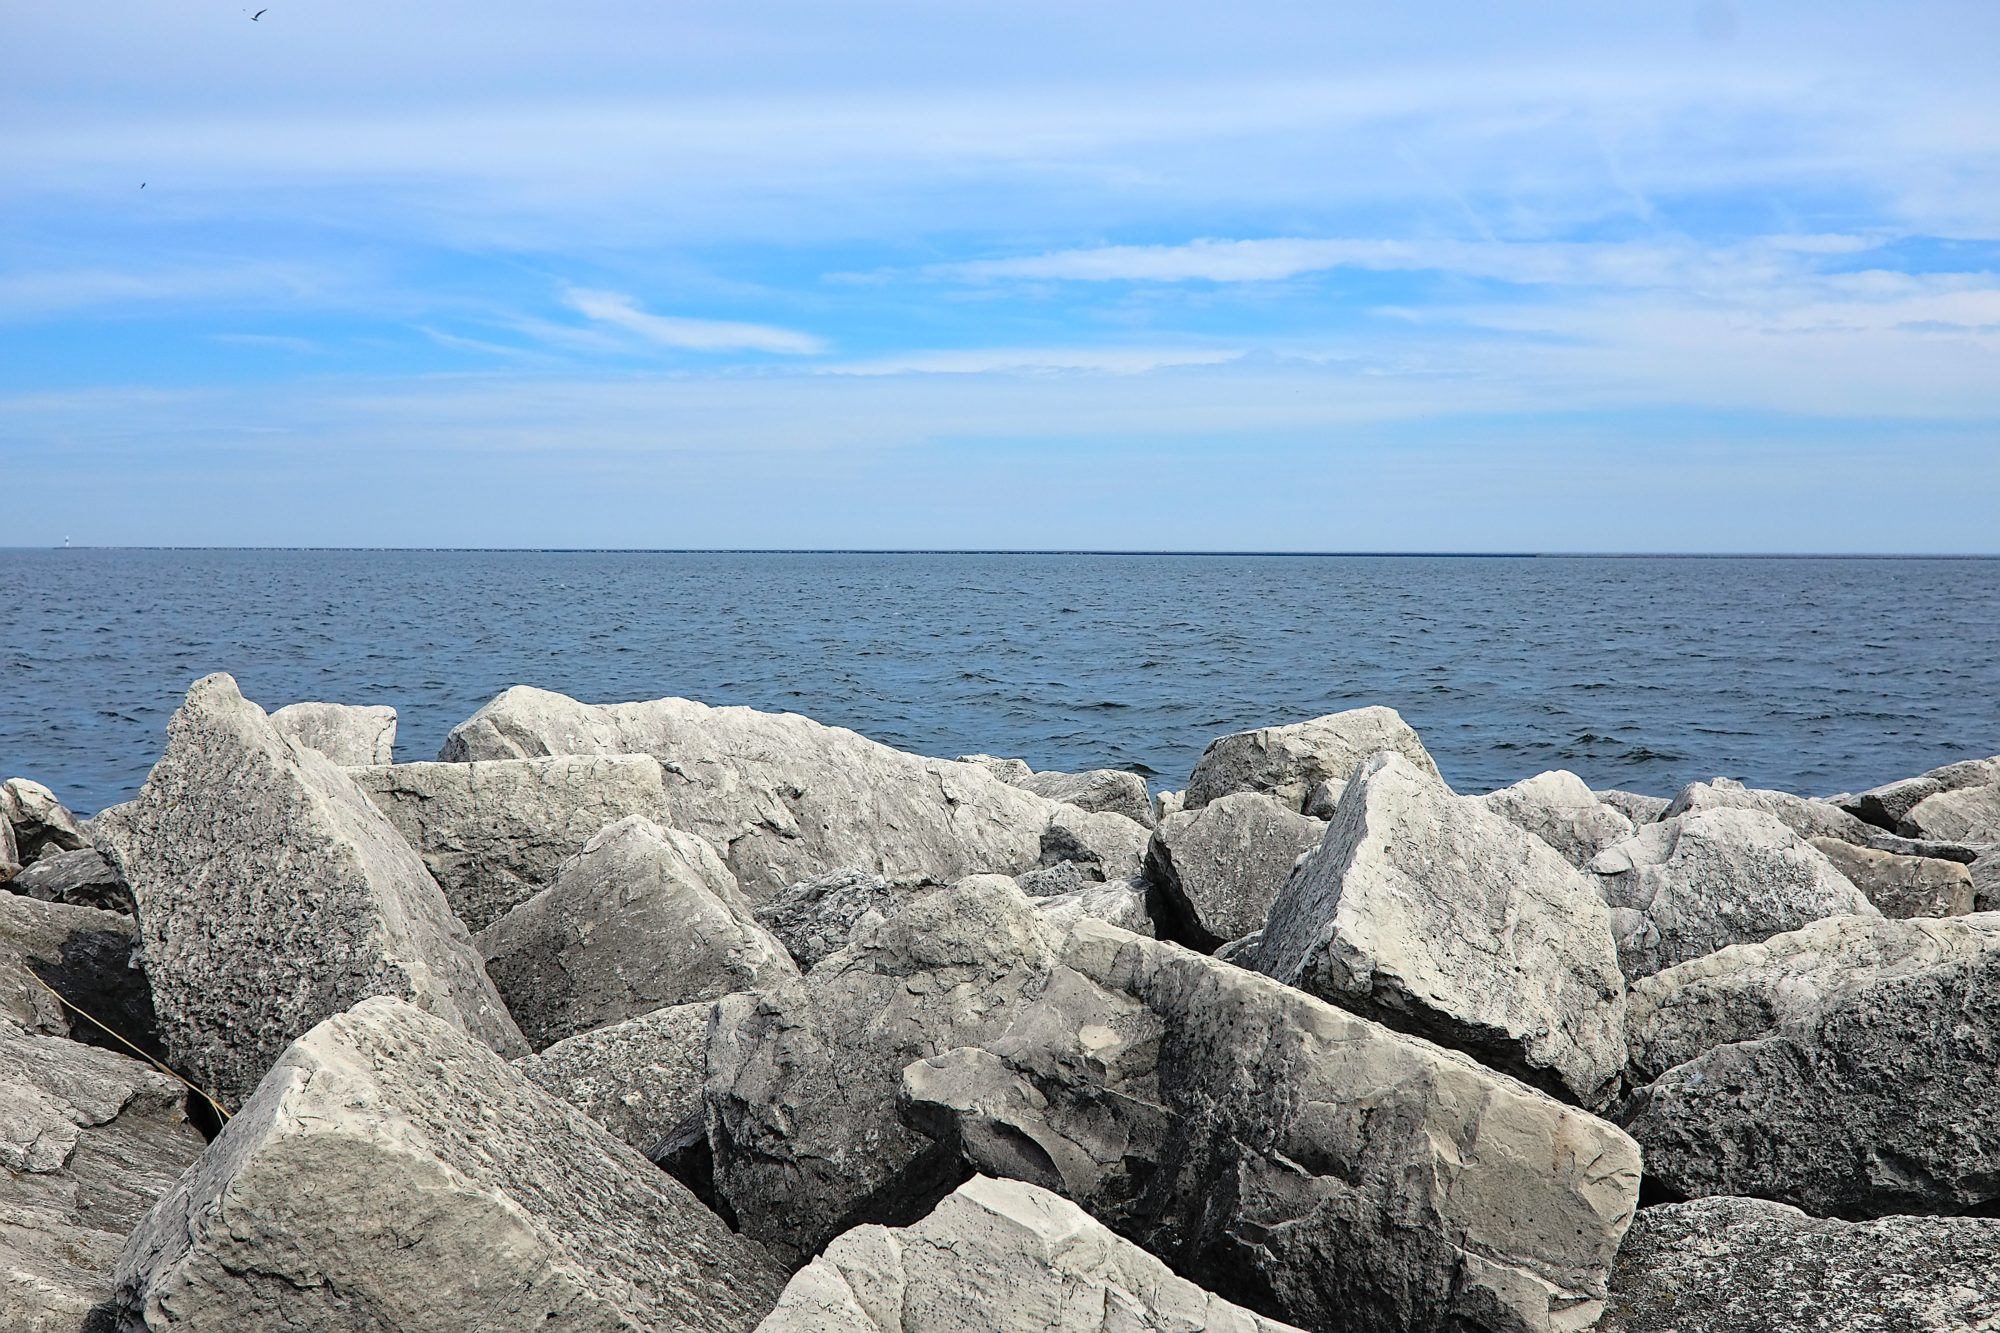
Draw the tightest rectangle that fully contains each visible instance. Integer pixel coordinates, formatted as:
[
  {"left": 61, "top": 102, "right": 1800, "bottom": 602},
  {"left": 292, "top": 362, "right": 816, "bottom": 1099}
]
[
  {"left": 1146, "top": 792, "right": 1324, "bottom": 950},
  {"left": 1594, "top": 790, "right": 1669, "bottom": 826},
  {"left": 953, "top": 754, "right": 1033, "bottom": 784},
  {"left": 0, "top": 895, "right": 158, "bottom": 1064},
  {"left": 1015, "top": 768, "right": 1157, "bottom": 829},
  {"left": 1472, "top": 770, "right": 1634, "bottom": 869},
  {"left": 751, "top": 867, "right": 913, "bottom": 970},
  {"left": 1154, "top": 789, "right": 1185, "bottom": 821},
  {"left": 901, "top": 919, "right": 1641, "bottom": 1333},
  {"left": 0, "top": 814, "right": 17, "bottom": 882},
  {"left": 1624, "top": 912, "right": 2000, "bottom": 1086},
  {"left": 351, "top": 754, "right": 679, "bottom": 931},
  {"left": 1663, "top": 777, "right": 1882, "bottom": 846},
  {"left": 440, "top": 686, "right": 1113, "bottom": 899},
  {"left": 1, "top": 777, "right": 88, "bottom": 864},
  {"left": 1624, "top": 932, "right": 2000, "bottom": 1217},
  {"left": 1259, "top": 753, "right": 1627, "bottom": 1106},
  {"left": 705, "top": 877, "right": 1064, "bottom": 1264},
  {"left": 1598, "top": 1196, "right": 2000, "bottom": 1333},
  {"left": 754, "top": 1175, "right": 1305, "bottom": 1333},
  {"left": 108, "top": 996, "right": 786, "bottom": 1332},
  {"left": 1038, "top": 805, "right": 1151, "bottom": 884},
  {"left": 1184, "top": 705, "right": 1441, "bottom": 812},
  {"left": 10, "top": 848, "right": 132, "bottom": 914},
  {"left": 1839, "top": 755, "right": 2000, "bottom": 832},
  {"left": 1033, "top": 876, "right": 1155, "bottom": 937},
  {"left": 1977, "top": 851, "right": 2000, "bottom": 913},
  {"left": 1587, "top": 808, "right": 1877, "bottom": 980},
  {"left": 1807, "top": 837, "right": 1974, "bottom": 918},
  {"left": 478, "top": 816, "right": 794, "bottom": 1051},
  {"left": 268, "top": 700, "right": 397, "bottom": 765},
  {"left": 92, "top": 673, "right": 525, "bottom": 1106},
  {"left": 514, "top": 999, "right": 716, "bottom": 1158},
  {"left": 1902, "top": 781, "right": 2000, "bottom": 843},
  {"left": 1301, "top": 777, "right": 1343, "bottom": 819}
]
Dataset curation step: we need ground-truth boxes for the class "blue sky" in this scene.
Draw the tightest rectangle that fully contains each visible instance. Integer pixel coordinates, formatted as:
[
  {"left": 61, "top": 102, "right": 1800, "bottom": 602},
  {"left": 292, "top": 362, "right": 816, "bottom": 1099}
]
[{"left": 4, "top": 2, "right": 1998, "bottom": 550}]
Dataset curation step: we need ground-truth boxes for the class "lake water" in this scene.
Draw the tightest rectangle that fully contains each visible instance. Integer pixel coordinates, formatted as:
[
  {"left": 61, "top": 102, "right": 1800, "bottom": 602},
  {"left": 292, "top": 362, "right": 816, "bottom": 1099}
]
[{"left": 2, "top": 549, "right": 1996, "bottom": 816}]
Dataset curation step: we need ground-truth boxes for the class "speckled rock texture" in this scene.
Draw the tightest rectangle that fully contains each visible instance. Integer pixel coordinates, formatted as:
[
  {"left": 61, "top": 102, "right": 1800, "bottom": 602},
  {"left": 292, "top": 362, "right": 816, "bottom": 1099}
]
[
  {"left": 478, "top": 815, "right": 794, "bottom": 1051},
  {"left": 268, "top": 700, "right": 396, "bottom": 766},
  {"left": 1808, "top": 837, "right": 1974, "bottom": 917},
  {"left": 106, "top": 996, "right": 787, "bottom": 1332},
  {"left": 1184, "top": 705, "right": 1441, "bottom": 812},
  {"left": 1588, "top": 808, "right": 1877, "bottom": 979},
  {"left": 1598, "top": 1196, "right": 2000, "bottom": 1333},
  {"left": 1840, "top": 755, "right": 2000, "bottom": 833},
  {"left": 92, "top": 673, "right": 525, "bottom": 1106},
  {"left": 903, "top": 919, "right": 1640, "bottom": 1333},
  {"left": 1145, "top": 791, "right": 1324, "bottom": 950},
  {"left": 351, "top": 754, "right": 679, "bottom": 930},
  {"left": 750, "top": 867, "right": 921, "bottom": 969},
  {"left": 1259, "top": 752, "right": 1628, "bottom": 1105},
  {"left": 439, "top": 685, "right": 1126, "bottom": 899},
  {"left": 1033, "top": 876, "right": 1155, "bottom": 937},
  {"left": 513, "top": 999, "right": 717, "bottom": 1157},
  {"left": 1472, "top": 770, "right": 1634, "bottom": 869},
  {"left": 753, "top": 1175, "right": 1305, "bottom": 1333}
]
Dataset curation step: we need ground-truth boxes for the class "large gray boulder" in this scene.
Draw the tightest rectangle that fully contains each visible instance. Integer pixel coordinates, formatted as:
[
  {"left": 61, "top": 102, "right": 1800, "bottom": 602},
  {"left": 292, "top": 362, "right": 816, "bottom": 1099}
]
[
  {"left": 439, "top": 686, "right": 1123, "bottom": 899},
  {"left": 1472, "top": 770, "right": 1634, "bottom": 869},
  {"left": 10, "top": 847, "right": 131, "bottom": 914},
  {"left": 1663, "top": 776, "right": 1881, "bottom": 846},
  {"left": 1, "top": 777, "right": 87, "bottom": 865},
  {"left": 1978, "top": 850, "right": 2000, "bottom": 912},
  {"left": 478, "top": 815, "right": 794, "bottom": 1051},
  {"left": 901, "top": 918, "right": 1641, "bottom": 1333},
  {"left": 752, "top": 867, "right": 911, "bottom": 970},
  {"left": 268, "top": 700, "right": 397, "bottom": 765},
  {"left": 1014, "top": 768, "right": 1156, "bottom": 829},
  {"left": 1623, "top": 925, "right": 2000, "bottom": 1216},
  {"left": 514, "top": 999, "right": 716, "bottom": 1157},
  {"left": 351, "top": 754, "right": 679, "bottom": 931},
  {"left": 92, "top": 673, "right": 525, "bottom": 1106},
  {"left": 1033, "top": 876, "right": 1155, "bottom": 937},
  {"left": 1598, "top": 1196, "right": 2000, "bottom": 1333},
  {"left": 1839, "top": 754, "right": 2000, "bottom": 832},
  {"left": 1807, "top": 836, "right": 1974, "bottom": 917},
  {"left": 107, "top": 996, "right": 785, "bottom": 1332},
  {"left": 704, "top": 876, "right": 1064, "bottom": 1264},
  {"left": 1185, "top": 705, "right": 1440, "bottom": 812},
  {"left": 1146, "top": 791, "right": 1324, "bottom": 950},
  {"left": 754, "top": 1175, "right": 1305, "bottom": 1333},
  {"left": 1902, "top": 781, "right": 2000, "bottom": 843},
  {"left": 1037, "top": 803, "right": 1150, "bottom": 883},
  {"left": 1259, "top": 752, "right": 1627, "bottom": 1106},
  {"left": 1587, "top": 808, "right": 1877, "bottom": 979}
]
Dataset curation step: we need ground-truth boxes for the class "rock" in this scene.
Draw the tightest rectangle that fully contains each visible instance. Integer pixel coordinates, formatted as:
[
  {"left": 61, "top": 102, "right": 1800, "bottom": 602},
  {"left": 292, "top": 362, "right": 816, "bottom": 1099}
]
[
  {"left": 0, "top": 895, "right": 160, "bottom": 1065},
  {"left": 1, "top": 778, "right": 88, "bottom": 864},
  {"left": 1153, "top": 789, "right": 1184, "bottom": 821},
  {"left": 953, "top": 754, "right": 1032, "bottom": 783},
  {"left": 900, "top": 917, "right": 1641, "bottom": 1333},
  {"left": 92, "top": 673, "right": 525, "bottom": 1106},
  {"left": 10, "top": 848, "right": 132, "bottom": 914},
  {"left": 1185, "top": 705, "right": 1441, "bottom": 812},
  {"left": 1807, "top": 837, "right": 1973, "bottom": 917},
  {"left": 1302, "top": 777, "right": 1343, "bottom": 819},
  {"left": 350, "top": 754, "right": 679, "bottom": 931},
  {"left": 440, "top": 686, "right": 1114, "bottom": 899},
  {"left": 1663, "top": 776, "right": 1883, "bottom": 846},
  {"left": 478, "top": 816, "right": 795, "bottom": 1051},
  {"left": 1145, "top": 792, "right": 1325, "bottom": 950},
  {"left": 1623, "top": 912, "right": 2000, "bottom": 1087},
  {"left": 106, "top": 996, "right": 786, "bottom": 1332},
  {"left": 1034, "top": 877, "right": 1154, "bottom": 937},
  {"left": 753, "top": 1175, "right": 1305, "bottom": 1333},
  {"left": 1212, "top": 930, "right": 1261, "bottom": 967},
  {"left": 1902, "top": 781, "right": 2000, "bottom": 842},
  {"left": 1839, "top": 755, "right": 2000, "bottom": 831},
  {"left": 1977, "top": 851, "right": 2000, "bottom": 912},
  {"left": 1594, "top": 790, "right": 1669, "bottom": 825},
  {"left": 1587, "top": 808, "right": 1877, "bottom": 980},
  {"left": 704, "top": 876, "right": 1064, "bottom": 1264},
  {"left": 268, "top": 700, "right": 397, "bottom": 765},
  {"left": 1015, "top": 768, "right": 1156, "bottom": 829},
  {"left": 1472, "top": 770, "right": 1634, "bottom": 869},
  {"left": 514, "top": 999, "right": 715, "bottom": 1158},
  {"left": 1598, "top": 1196, "right": 2000, "bottom": 1333},
  {"left": 751, "top": 867, "right": 919, "bottom": 970},
  {"left": 1013, "top": 859, "right": 1093, "bottom": 898},
  {"left": 1259, "top": 753, "right": 1627, "bottom": 1105},
  {"left": 0, "top": 815, "right": 16, "bottom": 883},
  {"left": 1038, "top": 805, "right": 1149, "bottom": 883},
  {"left": 1624, "top": 927, "right": 2000, "bottom": 1216}
]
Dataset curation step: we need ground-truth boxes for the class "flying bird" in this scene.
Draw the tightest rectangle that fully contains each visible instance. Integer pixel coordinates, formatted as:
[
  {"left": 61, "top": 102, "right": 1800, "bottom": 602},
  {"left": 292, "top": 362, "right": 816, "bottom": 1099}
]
[{"left": 251, "top": 8, "right": 267, "bottom": 18}]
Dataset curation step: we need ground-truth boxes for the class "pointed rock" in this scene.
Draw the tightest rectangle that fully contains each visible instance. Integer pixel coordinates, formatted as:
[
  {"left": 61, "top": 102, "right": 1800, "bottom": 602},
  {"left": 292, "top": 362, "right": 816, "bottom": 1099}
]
[{"left": 1473, "top": 770, "right": 1634, "bottom": 869}]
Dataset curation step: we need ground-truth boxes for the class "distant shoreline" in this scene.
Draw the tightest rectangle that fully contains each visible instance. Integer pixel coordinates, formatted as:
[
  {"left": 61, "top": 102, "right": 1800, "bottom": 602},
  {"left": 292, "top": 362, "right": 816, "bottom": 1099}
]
[{"left": 4, "top": 547, "right": 1998, "bottom": 559}]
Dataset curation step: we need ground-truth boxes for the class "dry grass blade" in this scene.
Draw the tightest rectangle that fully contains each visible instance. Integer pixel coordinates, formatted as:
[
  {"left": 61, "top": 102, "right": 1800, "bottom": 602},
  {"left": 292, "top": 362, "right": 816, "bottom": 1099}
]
[{"left": 25, "top": 967, "right": 233, "bottom": 1121}]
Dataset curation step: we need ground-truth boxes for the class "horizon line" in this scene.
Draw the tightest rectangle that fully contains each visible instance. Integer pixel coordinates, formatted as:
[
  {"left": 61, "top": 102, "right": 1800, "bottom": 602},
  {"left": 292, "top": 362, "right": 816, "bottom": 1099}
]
[{"left": 3, "top": 546, "right": 1998, "bottom": 559}]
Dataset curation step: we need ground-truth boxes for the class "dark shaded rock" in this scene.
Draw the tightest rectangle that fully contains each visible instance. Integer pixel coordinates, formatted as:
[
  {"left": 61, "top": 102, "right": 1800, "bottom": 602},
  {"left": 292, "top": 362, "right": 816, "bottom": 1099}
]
[
  {"left": 11, "top": 849, "right": 132, "bottom": 915},
  {"left": 1146, "top": 791, "right": 1323, "bottom": 951}
]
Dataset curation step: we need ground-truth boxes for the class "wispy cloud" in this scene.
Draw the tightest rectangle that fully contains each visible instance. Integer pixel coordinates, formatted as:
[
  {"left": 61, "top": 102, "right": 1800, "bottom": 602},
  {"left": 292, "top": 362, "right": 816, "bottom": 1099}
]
[
  {"left": 820, "top": 346, "right": 1242, "bottom": 375},
  {"left": 560, "top": 287, "right": 825, "bottom": 355}
]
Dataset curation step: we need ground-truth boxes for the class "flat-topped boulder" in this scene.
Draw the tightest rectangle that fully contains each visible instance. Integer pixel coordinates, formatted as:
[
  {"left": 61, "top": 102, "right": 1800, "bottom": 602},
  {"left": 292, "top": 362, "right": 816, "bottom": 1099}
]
[
  {"left": 268, "top": 700, "right": 397, "bottom": 765},
  {"left": 1663, "top": 776, "right": 1881, "bottom": 846},
  {"left": 1588, "top": 808, "right": 1876, "bottom": 979},
  {"left": 478, "top": 815, "right": 794, "bottom": 1050},
  {"left": 107, "top": 996, "right": 786, "bottom": 1332},
  {"left": 353, "top": 754, "right": 681, "bottom": 930},
  {"left": 1185, "top": 705, "right": 1440, "bottom": 812},
  {"left": 754, "top": 1175, "right": 1305, "bottom": 1332},
  {"left": 1807, "top": 837, "right": 1974, "bottom": 917},
  {"left": 439, "top": 686, "right": 1129, "bottom": 899},
  {"left": 1839, "top": 755, "right": 2000, "bottom": 832},
  {"left": 513, "top": 999, "right": 716, "bottom": 1158},
  {"left": 1259, "top": 752, "right": 1627, "bottom": 1105},
  {"left": 1901, "top": 781, "right": 2000, "bottom": 843},
  {"left": 93, "top": 674, "right": 524, "bottom": 1106},
  {"left": 1598, "top": 1196, "right": 2000, "bottom": 1333},
  {"left": 1472, "top": 770, "right": 1634, "bottom": 869},
  {"left": 1146, "top": 791, "right": 1324, "bottom": 950},
  {"left": 902, "top": 918, "right": 1641, "bottom": 1333}
]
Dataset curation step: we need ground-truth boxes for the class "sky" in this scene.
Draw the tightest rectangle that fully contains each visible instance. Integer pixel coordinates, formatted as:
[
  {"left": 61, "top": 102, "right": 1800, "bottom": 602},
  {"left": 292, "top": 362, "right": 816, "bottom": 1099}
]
[{"left": 4, "top": 1, "right": 1998, "bottom": 551}]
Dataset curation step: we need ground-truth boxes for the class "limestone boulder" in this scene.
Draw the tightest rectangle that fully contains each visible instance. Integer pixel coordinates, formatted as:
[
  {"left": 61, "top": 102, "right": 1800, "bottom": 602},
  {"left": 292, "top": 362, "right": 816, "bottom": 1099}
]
[
  {"left": 1015, "top": 768, "right": 1156, "bottom": 828},
  {"left": 92, "top": 673, "right": 524, "bottom": 1106},
  {"left": 1472, "top": 770, "right": 1634, "bottom": 869},
  {"left": 1598, "top": 1196, "right": 2000, "bottom": 1333},
  {"left": 1807, "top": 837, "right": 1973, "bottom": 917},
  {"left": 1, "top": 778, "right": 88, "bottom": 865},
  {"left": 1587, "top": 808, "right": 1876, "bottom": 979},
  {"left": 351, "top": 754, "right": 679, "bottom": 931},
  {"left": 107, "top": 996, "right": 786, "bottom": 1332},
  {"left": 751, "top": 867, "right": 916, "bottom": 970},
  {"left": 1153, "top": 789, "right": 1184, "bottom": 821},
  {"left": 1033, "top": 876, "right": 1154, "bottom": 937},
  {"left": 1302, "top": 777, "right": 1343, "bottom": 819},
  {"left": 1839, "top": 755, "right": 2000, "bottom": 832},
  {"left": 478, "top": 816, "right": 794, "bottom": 1050},
  {"left": 514, "top": 999, "right": 716, "bottom": 1157},
  {"left": 268, "top": 700, "right": 396, "bottom": 765},
  {"left": 1260, "top": 753, "right": 1627, "bottom": 1105},
  {"left": 0, "top": 814, "right": 16, "bottom": 882},
  {"left": 901, "top": 918, "right": 1641, "bottom": 1333},
  {"left": 10, "top": 848, "right": 132, "bottom": 914},
  {"left": 1185, "top": 705, "right": 1440, "bottom": 812},
  {"left": 1145, "top": 791, "right": 1324, "bottom": 950},
  {"left": 1978, "top": 850, "right": 2000, "bottom": 913},
  {"left": 1594, "top": 790, "right": 1669, "bottom": 825},
  {"left": 953, "top": 754, "right": 1032, "bottom": 783},
  {"left": 754, "top": 1175, "right": 1305, "bottom": 1333},
  {"left": 1663, "top": 777, "right": 1881, "bottom": 846},
  {"left": 1902, "top": 781, "right": 2000, "bottom": 843},
  {"left": 1038, "top": 804, "right": 1150, "bottom": 883}
]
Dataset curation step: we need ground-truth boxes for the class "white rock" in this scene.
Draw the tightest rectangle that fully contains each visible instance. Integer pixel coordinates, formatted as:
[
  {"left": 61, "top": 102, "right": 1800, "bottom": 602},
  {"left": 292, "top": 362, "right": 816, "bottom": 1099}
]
[
  {"left": 268, "top": 701, "right": 397, "bottom": 765},
  {"left": 1185, "top": 705, "right": 1441, "bottom": 811},
  {"left": 1472, "top": 770, "right": 1634, "bottom": 869}
]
